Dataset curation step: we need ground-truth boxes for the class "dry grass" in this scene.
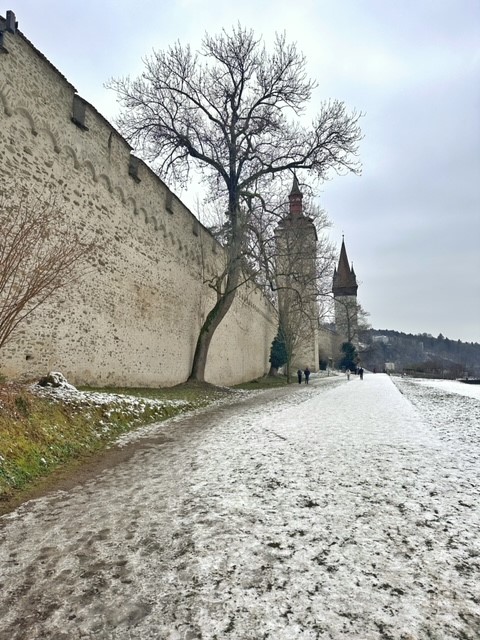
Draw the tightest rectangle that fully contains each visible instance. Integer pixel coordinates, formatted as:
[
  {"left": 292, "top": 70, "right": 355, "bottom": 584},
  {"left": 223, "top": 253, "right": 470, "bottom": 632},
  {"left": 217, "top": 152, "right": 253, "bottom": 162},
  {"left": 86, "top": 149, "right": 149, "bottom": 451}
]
[
  {"left": 0, "top": 380, "right": 230, "bottom": 509},
  {"left": 0, "top": 375, "right": 289, "bottom": 512}
]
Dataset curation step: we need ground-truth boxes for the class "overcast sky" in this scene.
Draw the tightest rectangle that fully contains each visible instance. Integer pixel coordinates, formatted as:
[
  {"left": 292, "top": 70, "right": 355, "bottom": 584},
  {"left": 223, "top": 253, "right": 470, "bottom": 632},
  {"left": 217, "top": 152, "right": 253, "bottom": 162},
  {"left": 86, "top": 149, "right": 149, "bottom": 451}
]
[{"left": 3, "top": 1, "right": 479, "bottom": 343}]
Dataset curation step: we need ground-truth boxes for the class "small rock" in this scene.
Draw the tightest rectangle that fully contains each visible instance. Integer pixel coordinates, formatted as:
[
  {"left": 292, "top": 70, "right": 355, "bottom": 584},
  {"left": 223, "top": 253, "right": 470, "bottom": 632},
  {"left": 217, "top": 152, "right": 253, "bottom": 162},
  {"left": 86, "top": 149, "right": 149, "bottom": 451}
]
[{"left": 37, "top": 371, "right": 77, "bottom": 391}]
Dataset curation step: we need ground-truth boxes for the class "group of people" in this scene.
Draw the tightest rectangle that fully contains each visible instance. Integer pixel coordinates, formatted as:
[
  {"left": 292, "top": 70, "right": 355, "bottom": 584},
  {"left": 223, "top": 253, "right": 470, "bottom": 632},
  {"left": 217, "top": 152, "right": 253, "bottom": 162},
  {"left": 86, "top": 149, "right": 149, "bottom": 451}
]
[
  {"left": 346, "top": 366, "right": 364, "bottom": 380},
  {"left": 296, "top": 365, "right": 364, "bottom": 384},
  {"left": 297, "top": 367, "right": 311, "bottom": 384}
]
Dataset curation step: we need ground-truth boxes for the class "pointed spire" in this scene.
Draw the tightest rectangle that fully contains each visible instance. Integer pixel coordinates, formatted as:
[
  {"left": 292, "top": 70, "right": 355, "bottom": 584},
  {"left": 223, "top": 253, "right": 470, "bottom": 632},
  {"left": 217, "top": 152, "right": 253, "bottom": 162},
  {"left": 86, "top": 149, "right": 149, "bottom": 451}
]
[
  {"left": 288, "top": 174, "right": 303, "bottom": 217},
  {"left": 290, "top": 174, "right": 302, "bottom": 196},
  {"left": 338, "top": 238, "right": 350, "bottom": 271},
  {"left": 332, "top": 238, "right": 358, "bottom": 296}
]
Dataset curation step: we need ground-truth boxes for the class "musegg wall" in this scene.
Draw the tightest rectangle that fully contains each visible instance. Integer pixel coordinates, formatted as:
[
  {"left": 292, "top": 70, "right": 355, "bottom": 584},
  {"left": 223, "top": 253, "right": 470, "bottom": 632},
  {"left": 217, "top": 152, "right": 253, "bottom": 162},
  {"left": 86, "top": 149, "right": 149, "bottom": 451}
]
[{"left": 0, "top": 13, "right": 277, "bottom": 387}]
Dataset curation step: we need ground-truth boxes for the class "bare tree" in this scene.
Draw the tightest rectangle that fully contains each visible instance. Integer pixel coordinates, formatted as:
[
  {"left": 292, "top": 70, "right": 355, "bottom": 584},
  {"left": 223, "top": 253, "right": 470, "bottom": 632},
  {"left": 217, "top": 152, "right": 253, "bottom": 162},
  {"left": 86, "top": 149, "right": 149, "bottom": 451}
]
[
  {"left": 0, "top": 184, "right": 96, "bottom": 353},
  {"left": 334, "top": 296, "right": 370, "bottom": 345},
  {"left": 277, "top": 295, "right": 316, "bottom": 382},
  {"left": 109, "top": 25, "right": 362, "bottom": 381}
]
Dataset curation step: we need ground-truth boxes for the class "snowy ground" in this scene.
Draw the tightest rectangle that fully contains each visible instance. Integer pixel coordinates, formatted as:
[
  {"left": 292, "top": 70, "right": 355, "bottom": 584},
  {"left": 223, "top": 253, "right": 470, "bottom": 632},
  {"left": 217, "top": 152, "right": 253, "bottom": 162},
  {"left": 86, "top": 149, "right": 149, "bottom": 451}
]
[{"left": 0, "top": 373, "right": 478, "bottom": 640}]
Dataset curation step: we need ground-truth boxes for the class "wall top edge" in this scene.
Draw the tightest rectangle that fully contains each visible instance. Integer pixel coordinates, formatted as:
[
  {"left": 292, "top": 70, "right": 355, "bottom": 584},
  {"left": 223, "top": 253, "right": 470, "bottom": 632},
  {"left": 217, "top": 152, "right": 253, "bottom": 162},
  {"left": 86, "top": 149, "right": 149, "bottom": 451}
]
[
  {"left": 0, "top": 11, "right": 219, "bottom": 244},
  {"left": 1, "top": 14, "right": 76, "bottom": 93},
  {"left": 0, "top": 14, "right": 133, "bottom": 153}
]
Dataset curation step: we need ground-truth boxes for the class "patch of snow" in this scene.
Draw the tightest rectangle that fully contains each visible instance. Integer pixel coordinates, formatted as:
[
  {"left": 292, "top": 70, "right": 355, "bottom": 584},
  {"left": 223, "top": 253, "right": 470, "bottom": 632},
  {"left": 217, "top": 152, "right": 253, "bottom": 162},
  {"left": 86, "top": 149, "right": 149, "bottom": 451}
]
[
  {"left": 31, "top": 382, "right": 190, "bottom": 412},
  {"left": 406, "top": 376, "right": 480, "bottom": 400}
]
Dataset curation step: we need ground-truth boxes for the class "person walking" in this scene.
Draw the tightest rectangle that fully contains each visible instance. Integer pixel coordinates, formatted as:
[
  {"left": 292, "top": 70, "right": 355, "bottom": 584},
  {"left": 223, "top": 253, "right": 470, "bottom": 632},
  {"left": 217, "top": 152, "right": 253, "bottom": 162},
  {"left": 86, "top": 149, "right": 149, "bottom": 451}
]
[
  {"left": 346, "top": 369, "right": 351, "bottom": 381},
  {"left": 304, "top": 367, "right": 310, "bottom": 384},
  {"left": 359, "top": 367, "right": 364, "bottom": 380},
  {"left": 297, "top": 369, "right": 303, "bottom": 384}
]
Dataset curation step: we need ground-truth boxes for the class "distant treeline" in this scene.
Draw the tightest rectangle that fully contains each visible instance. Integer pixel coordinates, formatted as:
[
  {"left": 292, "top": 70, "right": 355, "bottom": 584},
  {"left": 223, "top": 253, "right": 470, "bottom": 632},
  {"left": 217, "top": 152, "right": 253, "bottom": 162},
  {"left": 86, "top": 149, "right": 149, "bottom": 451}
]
[{"left": 359, "top": 329, "right": 480, "bottom": 377}]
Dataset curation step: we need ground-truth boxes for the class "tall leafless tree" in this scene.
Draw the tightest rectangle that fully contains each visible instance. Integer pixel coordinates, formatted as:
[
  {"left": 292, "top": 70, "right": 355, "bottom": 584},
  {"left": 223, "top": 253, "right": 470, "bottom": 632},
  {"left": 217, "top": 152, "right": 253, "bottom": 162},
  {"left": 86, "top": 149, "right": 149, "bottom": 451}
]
[
  {"left": 334, "top": 296, "right": 371, "bottom": 345},
  {"left": 0, "top": 184, "right": 96, "bottom": 354},
  {"left": 109, "top": 25, "right": 362, "bottom": 381}
]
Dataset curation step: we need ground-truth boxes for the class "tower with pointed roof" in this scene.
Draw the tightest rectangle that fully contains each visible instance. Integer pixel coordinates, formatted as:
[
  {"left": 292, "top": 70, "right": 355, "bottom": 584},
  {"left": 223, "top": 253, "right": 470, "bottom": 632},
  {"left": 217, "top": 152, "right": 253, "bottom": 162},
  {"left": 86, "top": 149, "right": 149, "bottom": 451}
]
[
  {"left": 332, "top": 238, "right": 359, "bottom": 345},
  {"left": 274, "top": 176, "right": 319, "bottom": 371}
]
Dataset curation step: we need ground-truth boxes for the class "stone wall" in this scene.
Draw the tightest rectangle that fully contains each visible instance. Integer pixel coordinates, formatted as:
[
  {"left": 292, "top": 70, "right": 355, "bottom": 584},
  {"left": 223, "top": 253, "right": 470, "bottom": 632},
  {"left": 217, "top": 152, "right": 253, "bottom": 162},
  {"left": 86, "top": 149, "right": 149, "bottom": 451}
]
[
  {"left": 317, "top": 326, "right": 336, "bottom": 364},
  {"left": 0, "top": 15, "right": 276, "bottom": 387}
]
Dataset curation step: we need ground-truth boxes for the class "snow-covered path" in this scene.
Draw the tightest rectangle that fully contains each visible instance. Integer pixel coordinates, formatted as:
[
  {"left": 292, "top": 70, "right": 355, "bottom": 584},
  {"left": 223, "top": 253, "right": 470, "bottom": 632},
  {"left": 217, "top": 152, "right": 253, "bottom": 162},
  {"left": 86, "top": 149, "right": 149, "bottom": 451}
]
[{"left": 0, "top": 374, "right": 479, "bottom": 639}]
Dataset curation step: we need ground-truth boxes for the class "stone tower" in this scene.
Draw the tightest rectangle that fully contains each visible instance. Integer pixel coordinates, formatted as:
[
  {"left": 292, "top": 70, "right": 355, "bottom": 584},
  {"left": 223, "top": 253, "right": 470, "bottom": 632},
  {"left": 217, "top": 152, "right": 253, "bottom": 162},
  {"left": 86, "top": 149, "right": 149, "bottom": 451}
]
[
  {"left": 275, "top": 176, "right": 319, "bottom": 371},
  {"left": 332, "top": 238, "right": 358, "bottom": 344}
]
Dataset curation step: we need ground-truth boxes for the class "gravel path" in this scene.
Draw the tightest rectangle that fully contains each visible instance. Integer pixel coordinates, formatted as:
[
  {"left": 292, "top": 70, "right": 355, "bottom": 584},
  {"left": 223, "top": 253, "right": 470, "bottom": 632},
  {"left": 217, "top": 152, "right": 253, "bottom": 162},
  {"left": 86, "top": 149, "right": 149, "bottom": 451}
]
[{"left": 0, "top": 374, "right": 478, "bottom": 640}]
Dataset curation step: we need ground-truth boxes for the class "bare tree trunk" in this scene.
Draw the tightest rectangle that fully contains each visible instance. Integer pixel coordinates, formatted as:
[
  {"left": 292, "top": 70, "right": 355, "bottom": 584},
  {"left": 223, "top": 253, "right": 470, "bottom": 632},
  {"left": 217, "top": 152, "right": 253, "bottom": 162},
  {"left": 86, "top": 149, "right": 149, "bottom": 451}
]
[
  {"left": 285, "top": 360, "right": 292, "bottom": 384},
  {"left": 188, "top": 284, "right": 237, "bottom": 382},
  {"left": 189, "top": 219, "right": 242, "bottom": 382}
]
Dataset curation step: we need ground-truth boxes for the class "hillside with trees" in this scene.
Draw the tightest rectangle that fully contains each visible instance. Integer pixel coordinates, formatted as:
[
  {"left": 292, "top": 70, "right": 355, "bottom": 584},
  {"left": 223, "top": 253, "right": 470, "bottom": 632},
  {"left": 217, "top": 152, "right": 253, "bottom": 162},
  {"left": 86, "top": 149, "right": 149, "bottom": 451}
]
[{"left": 359, "top": 329, "right": 480, "bottom": 378}]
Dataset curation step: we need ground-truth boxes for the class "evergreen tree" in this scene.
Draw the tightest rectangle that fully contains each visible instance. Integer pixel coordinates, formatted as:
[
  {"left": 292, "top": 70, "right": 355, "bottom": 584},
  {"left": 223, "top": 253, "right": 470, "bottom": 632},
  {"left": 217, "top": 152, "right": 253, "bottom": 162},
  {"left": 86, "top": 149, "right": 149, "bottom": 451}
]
[
  {"left": 339, "top": 341, "right": 358, "bottom": 371},
  {"left": 269, "top": 327, "right": 288, "bottom": 373}
]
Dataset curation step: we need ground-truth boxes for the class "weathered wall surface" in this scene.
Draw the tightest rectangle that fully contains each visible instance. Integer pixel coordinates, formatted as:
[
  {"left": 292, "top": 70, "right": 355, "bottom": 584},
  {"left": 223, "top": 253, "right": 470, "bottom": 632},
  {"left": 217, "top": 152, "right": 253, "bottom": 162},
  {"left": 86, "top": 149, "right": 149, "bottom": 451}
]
[
  {"left": 318, "top": 326, "right": 339, "bottom": 365},
  {"left": 0, "top": 18, "right": 276, "bottom": 386}
]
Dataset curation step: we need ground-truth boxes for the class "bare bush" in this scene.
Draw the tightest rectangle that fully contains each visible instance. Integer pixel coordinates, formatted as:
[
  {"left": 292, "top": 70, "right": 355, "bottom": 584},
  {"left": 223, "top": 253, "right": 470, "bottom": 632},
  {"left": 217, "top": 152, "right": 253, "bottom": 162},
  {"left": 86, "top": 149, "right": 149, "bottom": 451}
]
[{"left": 0, "top": 184, "right": 96, "bottom": 352}]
